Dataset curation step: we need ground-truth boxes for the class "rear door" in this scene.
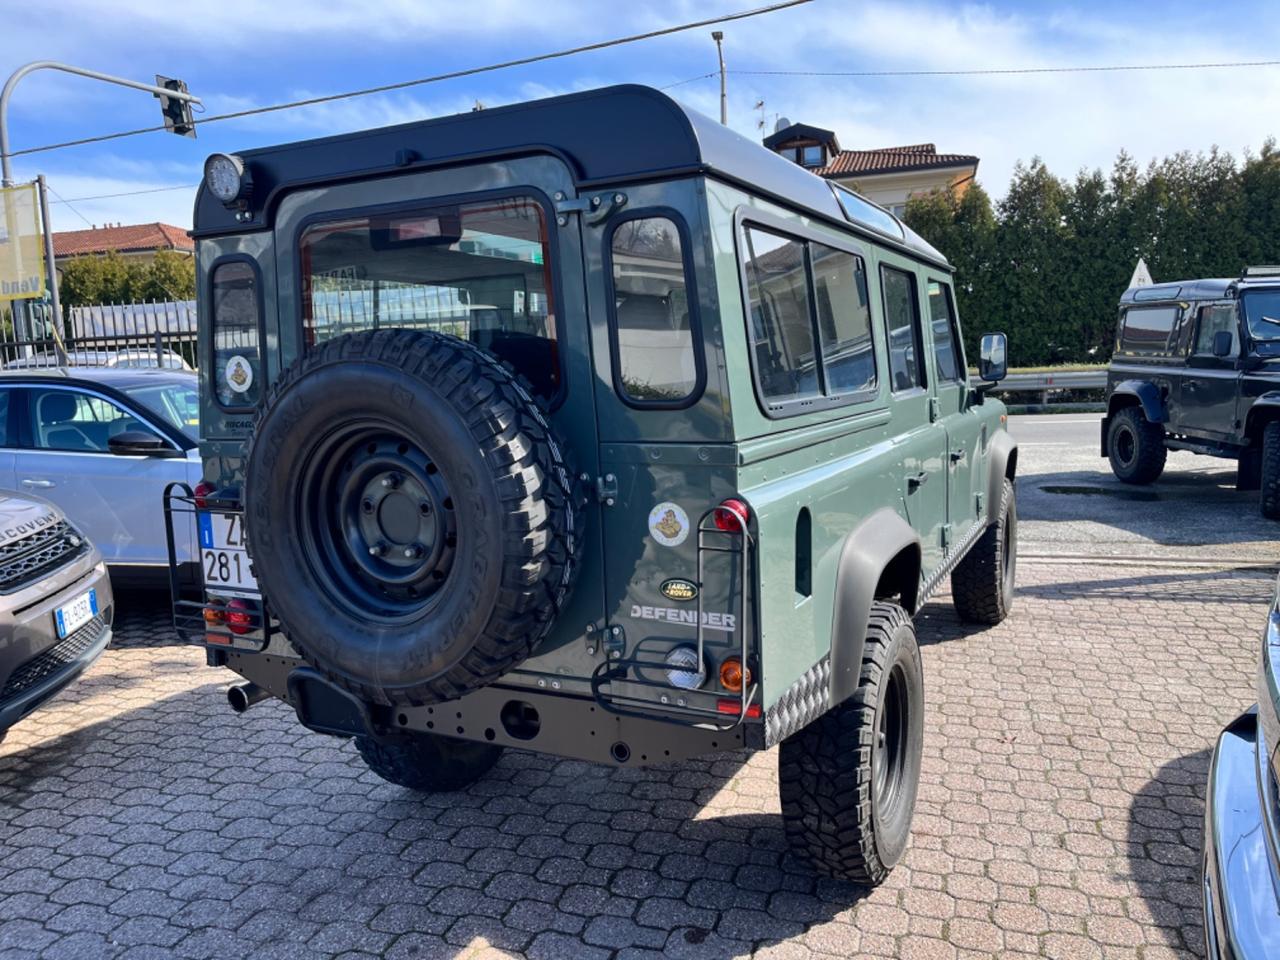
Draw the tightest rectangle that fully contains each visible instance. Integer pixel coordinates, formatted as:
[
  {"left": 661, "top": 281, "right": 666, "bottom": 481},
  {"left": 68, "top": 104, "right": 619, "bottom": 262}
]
[
  {"left": 270, "top": 157, "right": 608, "bottom": 679},
  {"left": 925, "top": 278, "right": 985, "bottom": 535},
  {"left": 880, "top": 261, "right": 948, "bottom": 576}
]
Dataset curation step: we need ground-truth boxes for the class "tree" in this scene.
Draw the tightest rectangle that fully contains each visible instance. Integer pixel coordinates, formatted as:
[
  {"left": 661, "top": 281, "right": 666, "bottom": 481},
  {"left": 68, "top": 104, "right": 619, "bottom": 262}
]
[{"left": 57, "top": 250, "right": 195, "bottom": 306}]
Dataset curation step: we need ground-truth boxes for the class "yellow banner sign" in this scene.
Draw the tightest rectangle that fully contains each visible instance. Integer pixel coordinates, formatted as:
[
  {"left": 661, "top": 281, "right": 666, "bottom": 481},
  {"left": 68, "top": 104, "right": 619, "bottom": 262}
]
[{"left": 0, "top": 183, "right": 46, "bottom": 301}]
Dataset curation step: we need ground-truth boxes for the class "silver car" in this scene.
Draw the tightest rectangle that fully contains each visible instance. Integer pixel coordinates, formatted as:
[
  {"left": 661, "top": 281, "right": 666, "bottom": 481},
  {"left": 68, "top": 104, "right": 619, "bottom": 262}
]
[
  {"left": 0, "top": 490, "right": 113, "bottom": 739},
  {"left": 0, "top": 368, "right": 201, "bottom": 583}
]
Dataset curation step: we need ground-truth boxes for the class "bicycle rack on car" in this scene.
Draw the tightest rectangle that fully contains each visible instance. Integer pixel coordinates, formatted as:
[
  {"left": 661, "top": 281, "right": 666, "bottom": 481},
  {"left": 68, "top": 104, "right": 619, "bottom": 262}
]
[
  {"left": 164, "top": 481, "right": 273, "bottom": 651},
  {"left": 589, "top": 505, "right": 759, "bottom": 731}
]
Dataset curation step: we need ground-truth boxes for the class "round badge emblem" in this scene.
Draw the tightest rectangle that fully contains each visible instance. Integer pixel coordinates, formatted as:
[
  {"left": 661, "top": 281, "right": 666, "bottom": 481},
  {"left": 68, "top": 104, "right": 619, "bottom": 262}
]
[
  {"left": 648, "top": 501, "right": 690, "bottom": 548},
  {"left": 225, "top": 355, "right": 253, "bottom": 394}
]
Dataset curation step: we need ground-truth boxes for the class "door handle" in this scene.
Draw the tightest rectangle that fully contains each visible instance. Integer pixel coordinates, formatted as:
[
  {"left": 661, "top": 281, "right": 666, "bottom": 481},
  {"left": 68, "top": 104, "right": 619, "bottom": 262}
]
[
  {"left": 907, "top": 471, "right": 928, "bottom": 491},
  {"left": 21, "top": 479, "right": 54, "bottom": 489},
  {"left": 949, "top": 449, "right": 966, "bottom": 464}
]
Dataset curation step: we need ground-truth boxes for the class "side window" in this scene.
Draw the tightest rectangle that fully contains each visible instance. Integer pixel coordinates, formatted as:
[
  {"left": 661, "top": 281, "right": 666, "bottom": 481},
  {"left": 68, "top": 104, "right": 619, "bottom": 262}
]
[
  {"left": 1193, "top": 304, "right": 1238, "bottom": 356},
  {"left": 1120, "top": 305, "right": 1179, "bottom": 354},
  {"left": 26, "top": 389, "right": 156, "bottom": 453},
  {"left": 210, "top": 260, "right": 261, "bottom": 408},
  {"left": 742, "top": 226, "right": 820, "bottom": 405},
  {"left": 881, "top": 265, "right": 925, "bottom": 391},
  {"left": 811, "top": 243, "right": 875, "bottom": 395},
  {"left": 926, "top": 280, "right": 964, "bottom": 382},
  {"left": 609, "top": 216, "right": 699, "bottom": 405}
]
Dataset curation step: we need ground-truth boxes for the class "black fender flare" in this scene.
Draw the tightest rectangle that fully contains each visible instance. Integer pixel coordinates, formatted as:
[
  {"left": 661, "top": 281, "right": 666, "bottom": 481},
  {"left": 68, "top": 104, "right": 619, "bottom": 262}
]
[
  {"left": 985, "top": 430, "right": 1018, "bottom": 526},
  {"left": 828, "top": 508, "right": 921, "bottom": 708},
  {"left": 1108, "top": 379, "right": 1167, "bottom": 424},
  {"left": 1245, "top": 391, "right": 1280, "bottom": 440}
]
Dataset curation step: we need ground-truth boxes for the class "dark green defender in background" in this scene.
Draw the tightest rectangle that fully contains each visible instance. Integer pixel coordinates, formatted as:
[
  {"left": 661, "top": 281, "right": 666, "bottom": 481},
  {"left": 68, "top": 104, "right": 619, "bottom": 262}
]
[
  {"left": 166, "top": 85, "right": 1018, "bottom": 885},
  {"left": 1103, "top": 267, "right": 1280, "bottom": 517}
]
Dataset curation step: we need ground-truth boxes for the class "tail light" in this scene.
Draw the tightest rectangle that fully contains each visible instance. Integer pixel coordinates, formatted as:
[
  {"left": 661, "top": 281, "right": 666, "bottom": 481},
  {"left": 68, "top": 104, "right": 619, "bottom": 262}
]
[
  {"left": 226, "top": 598, "right": 255, "bottom": 636},
  {"left": 719, "top": 656, "right": 751, "bottom": 693},
  {"left": 193, "top": 480, "right": 216, "bottom": 509},
  {"left": 716, "top": 699, "right": 762, "bottom": 718},
  {"left": 203, "top": 598, "right": 226, "bottom": 626},
  {"left": 713, "top": 498, "right": 750, "bottom": 533}
]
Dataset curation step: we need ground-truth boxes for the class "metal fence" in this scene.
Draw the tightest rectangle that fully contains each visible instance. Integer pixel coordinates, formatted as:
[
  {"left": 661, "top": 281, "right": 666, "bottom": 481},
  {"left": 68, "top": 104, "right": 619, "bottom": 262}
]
[{"left": 0, "top": 298, "right": 197, "bottom": 370}]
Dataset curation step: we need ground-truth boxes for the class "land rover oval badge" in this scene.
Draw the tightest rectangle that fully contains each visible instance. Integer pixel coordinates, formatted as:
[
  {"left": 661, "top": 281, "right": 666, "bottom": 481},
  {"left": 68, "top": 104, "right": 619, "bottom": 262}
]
[{"left": 660, "top": 578, "right": 699, "bottom": 602}]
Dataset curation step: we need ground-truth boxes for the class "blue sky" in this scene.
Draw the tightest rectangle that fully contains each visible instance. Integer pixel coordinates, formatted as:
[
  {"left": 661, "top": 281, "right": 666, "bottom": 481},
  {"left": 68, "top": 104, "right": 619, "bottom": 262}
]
[{"left": 3, "top": 0, "right": 1279, "bottom": 232}]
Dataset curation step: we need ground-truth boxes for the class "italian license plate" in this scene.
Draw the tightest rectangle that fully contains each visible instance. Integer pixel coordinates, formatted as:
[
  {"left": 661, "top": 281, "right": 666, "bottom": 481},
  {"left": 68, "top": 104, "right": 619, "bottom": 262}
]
[
  {"left": 55, "top": 589, "right": 98, "bottom": 639},
  {"left": 198, "top": 512, "right": 258, "bottom": 595}
]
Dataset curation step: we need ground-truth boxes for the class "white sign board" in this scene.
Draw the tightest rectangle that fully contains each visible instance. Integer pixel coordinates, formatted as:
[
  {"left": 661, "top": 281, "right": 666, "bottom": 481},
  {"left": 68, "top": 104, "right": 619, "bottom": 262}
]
[{"left": 1129, "top": 258, "right": 1153, "bottom": 288}]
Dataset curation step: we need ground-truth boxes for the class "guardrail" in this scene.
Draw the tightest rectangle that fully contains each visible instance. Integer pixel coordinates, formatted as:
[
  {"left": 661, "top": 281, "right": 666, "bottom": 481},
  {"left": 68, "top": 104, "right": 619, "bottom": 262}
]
[{"left": 969, "top": 369, "right": 1108, "bottom": 411}]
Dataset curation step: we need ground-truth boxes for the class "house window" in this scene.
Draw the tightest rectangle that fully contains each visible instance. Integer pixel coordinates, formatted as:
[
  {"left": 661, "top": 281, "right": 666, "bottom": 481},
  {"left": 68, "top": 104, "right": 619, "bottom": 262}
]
[{"left": 801, "top": 145, "right": 824, "bottom": 167}]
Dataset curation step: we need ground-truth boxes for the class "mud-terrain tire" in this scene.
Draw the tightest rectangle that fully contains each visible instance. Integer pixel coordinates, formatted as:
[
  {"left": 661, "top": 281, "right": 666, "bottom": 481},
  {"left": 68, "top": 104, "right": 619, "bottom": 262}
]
[
  {"left": 778, "top": 602, "right": 924, "bottom": 885},
  {"left": 951, "top": 478, "right": 1016, "bottom": 625},
  {"left": 1261, "top": 422, "right": 1280, "bottom": 519},
  {"left": 1107, "top": 406, "right": 1166, "bottom": 484},
  {"left": 356, "top": 733, "right": 502, "bottom": 792},
  {"left": 244, "top": 329, "right": 580, "bottom": 706}
]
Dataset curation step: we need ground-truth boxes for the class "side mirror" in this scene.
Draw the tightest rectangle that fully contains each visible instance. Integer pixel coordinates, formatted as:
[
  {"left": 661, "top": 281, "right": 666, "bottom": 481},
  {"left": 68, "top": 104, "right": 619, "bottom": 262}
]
[
  {"left": 1212, "top": 330, "right": 1233, "bottom": 358},
  {"left": 978, "top": 332, "right": 1008, "bottom": 382},
  {"left": 108, "top": 430, "right": 179, "bottom": 458}
]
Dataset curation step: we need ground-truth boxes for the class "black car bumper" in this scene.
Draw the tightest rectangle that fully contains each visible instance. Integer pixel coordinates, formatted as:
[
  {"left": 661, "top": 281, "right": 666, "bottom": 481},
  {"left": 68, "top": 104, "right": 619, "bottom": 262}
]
[{"left": 1203, "top": 707, "right": 1280, "bottom": 959}]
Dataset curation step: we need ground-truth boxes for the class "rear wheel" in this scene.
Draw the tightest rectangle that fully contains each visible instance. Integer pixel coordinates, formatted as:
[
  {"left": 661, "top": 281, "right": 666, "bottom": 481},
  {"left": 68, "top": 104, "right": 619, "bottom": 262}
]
[
  {"left": 778, "top": 602, "right": 923, "bottom": 885},
  {"left": 1261, "top": 423, "right": 1280, "bottom": 520},
  {"left": 355, "top": 733, "right": 503, "bottom": 792},
  {"left": 1107, "top": 406, "right": 1166, "bottom": 484}
]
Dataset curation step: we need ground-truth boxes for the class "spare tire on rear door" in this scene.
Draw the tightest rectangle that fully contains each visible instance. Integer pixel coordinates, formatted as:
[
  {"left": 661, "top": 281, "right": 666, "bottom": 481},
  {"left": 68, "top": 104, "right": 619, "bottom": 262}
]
[{"left": 244, "top": 329, "right": 579, "bottom": 706}]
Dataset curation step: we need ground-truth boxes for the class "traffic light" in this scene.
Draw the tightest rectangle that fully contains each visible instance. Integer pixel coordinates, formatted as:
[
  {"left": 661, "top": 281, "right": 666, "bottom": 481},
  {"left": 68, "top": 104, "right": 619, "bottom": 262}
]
[{"left": 155, "top": 75, "right": 196, "bottom": 139}]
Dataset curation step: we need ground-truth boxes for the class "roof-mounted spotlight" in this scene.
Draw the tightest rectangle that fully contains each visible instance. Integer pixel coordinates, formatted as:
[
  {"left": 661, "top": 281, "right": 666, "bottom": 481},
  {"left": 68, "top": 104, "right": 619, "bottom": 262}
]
[{"left": 203, "top": 153, "right": 252, "bottom": 208}]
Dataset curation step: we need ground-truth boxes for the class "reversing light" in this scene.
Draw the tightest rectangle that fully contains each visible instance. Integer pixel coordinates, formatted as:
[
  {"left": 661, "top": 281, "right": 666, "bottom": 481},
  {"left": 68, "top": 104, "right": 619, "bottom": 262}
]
[
  {"left": 226, "top": 598, "right": 255, "bottom": 636},
  {"left": 713, "top": 498, "right": 751, "bottom": 533},
  {"left": 664, "top": 645, "right": 707, "bottom": 690},
  {"left": 204, "top": 153, "right": 251, "bottom": 205},
  {"left": 193, "top": 480, "right": 216, "bottom": 509},
  {"left": 719, "top": 656, "right": 752, "bottom": 693}
]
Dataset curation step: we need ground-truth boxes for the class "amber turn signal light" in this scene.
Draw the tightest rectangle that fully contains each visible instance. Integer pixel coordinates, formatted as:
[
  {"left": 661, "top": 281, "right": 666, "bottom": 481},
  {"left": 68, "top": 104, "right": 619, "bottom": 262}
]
[{"left": 719, "top": 656, "right": 752, "bottom": 693}]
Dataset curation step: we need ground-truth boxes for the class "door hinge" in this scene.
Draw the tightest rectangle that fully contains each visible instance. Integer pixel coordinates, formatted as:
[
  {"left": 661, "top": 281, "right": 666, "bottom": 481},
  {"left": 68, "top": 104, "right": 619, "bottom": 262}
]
[
  {"left": 929, "top": 397, "right": 941, "bottom": 422},
  {"left": 975, "top": 491, "right": 984, "bottom": 516},
  {"left": 553, "top": 190, "right": 627, "bottom": 225},
  {"left": 941, "top": 523, "right": 953, "bottom": 549},
  {"left": 596, "top": 473, "right": 618, "bottom": 506}
]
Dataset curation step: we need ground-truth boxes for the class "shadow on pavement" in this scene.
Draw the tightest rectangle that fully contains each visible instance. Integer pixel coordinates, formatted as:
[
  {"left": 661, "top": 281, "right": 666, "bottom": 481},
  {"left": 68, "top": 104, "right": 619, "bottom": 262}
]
[
  {"left": 0, "top": 680, "right": 871, "bottom": 959},
  {"left": 1127, "top": 748, "right": 1211, "bottom": 959},
  {"left": 1017, "top": 566, "right": 1276, "bottom": 605}
]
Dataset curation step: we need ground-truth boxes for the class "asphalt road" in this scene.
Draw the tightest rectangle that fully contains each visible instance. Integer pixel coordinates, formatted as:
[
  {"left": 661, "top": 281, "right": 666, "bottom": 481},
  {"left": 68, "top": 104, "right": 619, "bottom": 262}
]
[{"left": 1009, "top": 413, "right": 1280, "bottom": 564}]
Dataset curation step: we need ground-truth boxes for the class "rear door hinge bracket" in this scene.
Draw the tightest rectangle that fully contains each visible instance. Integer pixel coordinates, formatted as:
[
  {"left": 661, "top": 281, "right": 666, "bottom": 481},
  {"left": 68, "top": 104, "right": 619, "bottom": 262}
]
[
  {"left": 553, "top": 190, "right": 627, "bottom": 225},
  {"left": 603, "top": 623, "right": 625, "bottom": 659},
  {"left": 595, "top": 473, "right": 618, "bottom": 506}
]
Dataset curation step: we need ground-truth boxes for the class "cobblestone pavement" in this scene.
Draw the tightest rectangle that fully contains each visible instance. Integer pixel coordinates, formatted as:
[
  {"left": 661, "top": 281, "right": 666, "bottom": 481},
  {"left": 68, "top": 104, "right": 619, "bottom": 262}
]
[{"left": 0, "top": 563, "right": 1269, "bottom": 960}]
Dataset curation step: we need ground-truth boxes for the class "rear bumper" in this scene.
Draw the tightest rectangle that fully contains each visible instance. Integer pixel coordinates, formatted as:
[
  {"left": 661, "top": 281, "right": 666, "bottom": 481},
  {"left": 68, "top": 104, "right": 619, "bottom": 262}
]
[
  {"left": 1203, "top": 707, "right": 1280, "bottom": 959},
  {"left": 0, "top": 559, "right": 114, "bottom": 733}
]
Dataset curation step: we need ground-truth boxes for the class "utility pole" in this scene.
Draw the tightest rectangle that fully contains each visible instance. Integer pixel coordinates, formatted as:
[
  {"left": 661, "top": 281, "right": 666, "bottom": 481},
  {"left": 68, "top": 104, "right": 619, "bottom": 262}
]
[
  {"left": 35, "top": 175, "right": 67, "bottom": 365},
  {"left": 0, "top": 62, "right": 200, "bottom": 354},
  {"left": 711, "top": 31, "right": 727, "bottom": 125}
]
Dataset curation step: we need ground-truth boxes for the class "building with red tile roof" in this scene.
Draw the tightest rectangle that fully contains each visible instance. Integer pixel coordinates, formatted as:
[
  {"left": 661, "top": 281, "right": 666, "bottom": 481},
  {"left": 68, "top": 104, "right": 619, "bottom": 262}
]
[
  {"left": 52, "top": 222, "right": 193, "bottom": 264},
  {"left": 763, "top": 122, "right": 979, "bottom": 216}
]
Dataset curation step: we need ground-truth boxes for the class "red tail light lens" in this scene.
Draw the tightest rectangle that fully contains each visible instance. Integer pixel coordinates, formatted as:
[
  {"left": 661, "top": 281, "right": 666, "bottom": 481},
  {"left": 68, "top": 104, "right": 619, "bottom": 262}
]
[
  {"left": 716, "top": 699, "right": 762, "bottom": 718},
  {"left": 226, "top": 598, "right": 255, "bottom": 636},
  {"left": 713, "top": 498, "right": 751, "bottom": 533},
  {"left": 193, "top": 480, "right": 216, "bottom": 509}
]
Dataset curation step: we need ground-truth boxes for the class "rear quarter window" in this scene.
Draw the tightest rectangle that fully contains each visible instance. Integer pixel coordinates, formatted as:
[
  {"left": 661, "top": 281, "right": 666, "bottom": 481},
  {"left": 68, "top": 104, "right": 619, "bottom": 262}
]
[{"left": 1119, "top": 304, "right": 1180, "bottom": 355}]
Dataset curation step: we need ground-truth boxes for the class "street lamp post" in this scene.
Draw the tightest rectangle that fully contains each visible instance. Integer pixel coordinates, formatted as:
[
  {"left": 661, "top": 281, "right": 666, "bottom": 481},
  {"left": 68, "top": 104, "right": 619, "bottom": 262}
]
[{"left": 711, "top": 32, "right": 727, "bottom": 126}]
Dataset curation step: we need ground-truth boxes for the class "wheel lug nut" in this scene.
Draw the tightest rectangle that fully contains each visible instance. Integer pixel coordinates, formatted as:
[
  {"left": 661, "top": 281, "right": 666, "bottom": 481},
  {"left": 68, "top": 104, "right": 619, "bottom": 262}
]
[
  {"left": 361, "top": 498, "right": 375, "bottom": 513},
  {"left": 368, "top": 541, "right": 387, "bottom": 557},
  {"left": 381, "top": 474, "right": 400, "bottom": 489},
  {"left": 419, "top": 501, "right": 432, "bottom": 516},
  {"left": 403, "top": 544, "right": 423, "bottom": 559}
]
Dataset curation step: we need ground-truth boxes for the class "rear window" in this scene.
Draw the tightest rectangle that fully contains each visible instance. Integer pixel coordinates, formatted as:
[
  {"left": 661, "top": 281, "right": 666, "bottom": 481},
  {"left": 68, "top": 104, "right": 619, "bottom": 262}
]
[
  {"left": 299, "top": 196, "right": 561, "bottom": 401},
  {"left": 609, "top": 216, "right": 699, "bottom": 405},
  {"left": 1120, "top": 305, "right": 1179, "bottom": 354},
  {"left": 210, "top": 261, "right": 261, "bottom": 407}
]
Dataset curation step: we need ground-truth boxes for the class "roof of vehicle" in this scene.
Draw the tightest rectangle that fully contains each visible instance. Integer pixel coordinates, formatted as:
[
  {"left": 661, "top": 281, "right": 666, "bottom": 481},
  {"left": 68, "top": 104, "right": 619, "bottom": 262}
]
[
  {"left": 193, "top": 84, "right": 949, "bottom": 269},
  {"left": 0, "top": 367, "right": 197, "bottom": 390},
  {"left": 1120, "top": 275, "right": 1280, "bottom": 304}
]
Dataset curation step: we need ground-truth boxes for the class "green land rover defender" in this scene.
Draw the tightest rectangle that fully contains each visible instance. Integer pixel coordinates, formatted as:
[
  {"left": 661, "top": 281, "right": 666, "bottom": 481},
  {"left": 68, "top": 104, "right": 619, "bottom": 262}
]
[{"left": 167, "top": 85, "right": 1018, "bottom": 885}]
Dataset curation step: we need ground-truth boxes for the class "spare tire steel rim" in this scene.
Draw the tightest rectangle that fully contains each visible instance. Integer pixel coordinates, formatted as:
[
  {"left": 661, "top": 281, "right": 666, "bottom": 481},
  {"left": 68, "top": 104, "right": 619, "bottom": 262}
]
[{"left": 298, "top": 419, "right": 458, "bottom": 624}]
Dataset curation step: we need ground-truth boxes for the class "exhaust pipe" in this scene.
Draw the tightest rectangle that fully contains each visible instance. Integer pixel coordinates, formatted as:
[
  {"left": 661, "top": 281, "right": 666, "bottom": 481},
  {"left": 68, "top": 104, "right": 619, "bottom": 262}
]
[{"left": 227, "top": 682, "right": 270, "bottom": 714}]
